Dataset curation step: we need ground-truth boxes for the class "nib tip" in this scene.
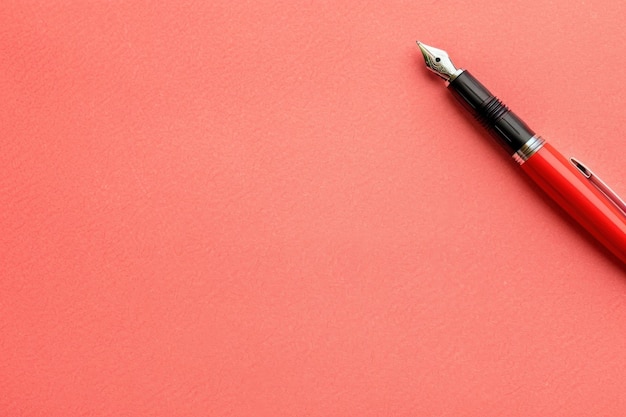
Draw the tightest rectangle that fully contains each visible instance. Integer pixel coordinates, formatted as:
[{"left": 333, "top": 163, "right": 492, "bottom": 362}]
[
  {"left": 416, "top": 41, "right": 428, "bottom": 56},
  {"left": 414, "top": 42, "right": 458, "bottom": 81}
]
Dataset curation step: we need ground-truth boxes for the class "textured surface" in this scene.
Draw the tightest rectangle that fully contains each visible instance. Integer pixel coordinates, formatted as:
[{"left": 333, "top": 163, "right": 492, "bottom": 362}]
[{"left": 1, "top": 0, "right": 626, "bottom": 415}]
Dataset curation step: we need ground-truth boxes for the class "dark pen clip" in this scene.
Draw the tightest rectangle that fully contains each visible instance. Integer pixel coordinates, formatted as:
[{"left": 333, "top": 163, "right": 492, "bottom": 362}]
[{"left": 570, "top": 157, "right": 626, "bottom": 217}]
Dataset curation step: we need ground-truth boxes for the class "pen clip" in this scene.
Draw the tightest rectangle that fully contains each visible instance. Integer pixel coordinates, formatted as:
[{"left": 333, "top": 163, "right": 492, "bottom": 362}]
[{"left": 570, "top": 157, "right": 626, "bottom": 217}]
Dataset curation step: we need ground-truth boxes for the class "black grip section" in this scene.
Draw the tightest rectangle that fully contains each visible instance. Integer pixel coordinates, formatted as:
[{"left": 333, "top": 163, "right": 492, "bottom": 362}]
[{"left": 448, "top": 70, "right": 535, "bottom": 154}]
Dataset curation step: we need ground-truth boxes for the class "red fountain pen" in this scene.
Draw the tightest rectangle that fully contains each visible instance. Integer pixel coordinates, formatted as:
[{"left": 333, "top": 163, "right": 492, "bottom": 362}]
[{"left": 417, "top": 42, "right": 626, "bottom": 264}]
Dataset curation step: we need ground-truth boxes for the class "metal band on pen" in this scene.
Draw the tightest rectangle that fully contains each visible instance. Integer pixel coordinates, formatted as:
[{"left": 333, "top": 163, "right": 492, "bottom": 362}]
[
  {"left": 445, "top": 69, "right": 464, "bottom": 85},
  {"left": 512, "top": 136, "right": 545, "bottom": 165}
]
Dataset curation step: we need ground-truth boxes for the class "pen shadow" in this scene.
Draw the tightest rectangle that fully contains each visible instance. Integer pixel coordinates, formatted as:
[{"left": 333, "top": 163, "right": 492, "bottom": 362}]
[{"left": 419, "top": 70, "right": 626, "bottom": 276}]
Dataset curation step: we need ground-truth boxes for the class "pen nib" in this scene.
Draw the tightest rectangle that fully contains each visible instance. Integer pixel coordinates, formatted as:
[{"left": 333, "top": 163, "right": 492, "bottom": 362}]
[{"left": 416, "top": 41, "right": 460, "bottom": 81}]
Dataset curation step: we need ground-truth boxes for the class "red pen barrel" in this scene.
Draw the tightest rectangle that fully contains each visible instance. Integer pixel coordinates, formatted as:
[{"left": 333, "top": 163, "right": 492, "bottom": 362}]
[{"left": 520, "top": 143, "right": 626, "bottom": 264}]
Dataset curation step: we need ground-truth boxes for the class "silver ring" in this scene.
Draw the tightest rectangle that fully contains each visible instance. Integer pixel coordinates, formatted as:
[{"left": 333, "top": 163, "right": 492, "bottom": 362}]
[{"left": 513, "top": 136, "right": 545, "bottom": 165}]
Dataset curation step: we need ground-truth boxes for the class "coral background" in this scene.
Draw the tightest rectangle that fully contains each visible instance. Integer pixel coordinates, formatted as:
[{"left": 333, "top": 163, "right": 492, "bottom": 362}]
[{"left": 2, "top": 1, "right": 626, "bottom": 415}]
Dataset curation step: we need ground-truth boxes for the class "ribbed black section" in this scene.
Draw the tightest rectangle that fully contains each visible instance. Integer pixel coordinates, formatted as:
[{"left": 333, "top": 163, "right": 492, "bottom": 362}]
[
  {"left": 448, "top": 71, "right": 535, "bottom": 154},
  {"left": 476, "top": 96, "right": 508, "bottom": 127}
]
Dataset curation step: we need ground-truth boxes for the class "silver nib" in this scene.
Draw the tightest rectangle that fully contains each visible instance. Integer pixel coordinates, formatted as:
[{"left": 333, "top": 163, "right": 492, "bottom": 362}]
[{"left": 416, "top": 41, "right": 461, "bottom": 82}]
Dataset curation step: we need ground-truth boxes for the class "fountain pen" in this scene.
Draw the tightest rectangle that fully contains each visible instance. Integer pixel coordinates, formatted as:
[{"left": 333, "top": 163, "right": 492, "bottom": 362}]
[{"left": 417, "top": 42, "right": 626, "bottom": 264}]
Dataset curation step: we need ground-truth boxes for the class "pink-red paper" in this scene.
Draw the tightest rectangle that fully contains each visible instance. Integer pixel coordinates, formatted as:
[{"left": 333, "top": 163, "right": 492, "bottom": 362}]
[{"left": 1, "top": 1, "right": 626, "bottom": 415}]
